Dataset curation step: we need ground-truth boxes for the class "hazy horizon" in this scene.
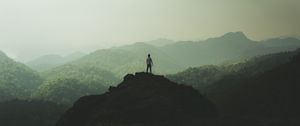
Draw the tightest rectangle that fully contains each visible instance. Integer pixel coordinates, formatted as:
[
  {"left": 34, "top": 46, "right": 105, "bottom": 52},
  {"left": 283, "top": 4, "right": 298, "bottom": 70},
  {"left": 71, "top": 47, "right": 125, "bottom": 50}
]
[{"left": 0, "top": 0, "right": 300, "bottom": 61}]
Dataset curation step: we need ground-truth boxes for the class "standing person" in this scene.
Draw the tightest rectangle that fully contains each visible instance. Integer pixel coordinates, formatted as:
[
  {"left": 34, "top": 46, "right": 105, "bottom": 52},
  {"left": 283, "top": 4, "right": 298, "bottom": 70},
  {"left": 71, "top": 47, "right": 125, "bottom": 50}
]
[{"left": 146, "top": 54, "right": 153, "bottom": 73}]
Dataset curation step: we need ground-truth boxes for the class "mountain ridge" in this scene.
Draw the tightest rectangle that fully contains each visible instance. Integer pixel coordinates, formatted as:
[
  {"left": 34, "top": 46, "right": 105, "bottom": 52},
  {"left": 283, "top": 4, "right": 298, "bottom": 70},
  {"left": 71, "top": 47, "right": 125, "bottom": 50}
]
[{"left": 26, "top": 52, "right": 86, "bottom": 72}]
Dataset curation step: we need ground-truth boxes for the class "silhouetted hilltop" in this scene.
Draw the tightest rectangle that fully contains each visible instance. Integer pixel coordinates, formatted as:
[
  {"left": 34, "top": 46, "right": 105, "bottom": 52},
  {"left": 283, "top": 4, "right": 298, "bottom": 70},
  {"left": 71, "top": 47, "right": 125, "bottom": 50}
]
[{"left": 56, "top": 72, "right": 217, "bottom": 126}]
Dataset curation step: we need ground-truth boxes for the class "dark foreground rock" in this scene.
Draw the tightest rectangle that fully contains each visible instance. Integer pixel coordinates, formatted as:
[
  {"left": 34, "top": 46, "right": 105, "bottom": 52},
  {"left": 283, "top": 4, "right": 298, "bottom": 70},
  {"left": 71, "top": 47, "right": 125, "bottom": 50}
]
[{"left": 56, "top": 72, "right": 217, "bottom": 126}]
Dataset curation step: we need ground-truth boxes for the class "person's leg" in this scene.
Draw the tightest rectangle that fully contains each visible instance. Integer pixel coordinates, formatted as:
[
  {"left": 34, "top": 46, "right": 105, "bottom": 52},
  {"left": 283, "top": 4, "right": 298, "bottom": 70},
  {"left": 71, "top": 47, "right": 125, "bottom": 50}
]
[
  {"left": 146, "top": 64, "right": 149, "bottom": 73},
  {"left": 150, "top": 65, "right": 152, "bottom": 73}
]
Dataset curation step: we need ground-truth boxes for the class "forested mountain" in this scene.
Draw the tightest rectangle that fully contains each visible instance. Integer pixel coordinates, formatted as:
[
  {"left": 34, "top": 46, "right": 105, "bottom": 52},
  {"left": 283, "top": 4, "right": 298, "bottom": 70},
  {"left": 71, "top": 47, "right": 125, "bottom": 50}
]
[
  {"left": 167, "top": 49, "right": 300, "bottom": 93},
  {"left": 42, "top": 64, "right": 119, "bottom": 86},
  {"left": 26, "top": 52, "right": 86, "bottom": 72},
  {"left": 211, "top": 51, "right": 300, "bottom": 117},
  {"left": 32, "top": 78, "right": 105, "bottom": 105},
  {"left": 32, "top": 64, "right": 119, "bottom": 105},
  {"left": 0, "top": 50, "right": 118, "bottom": 105},
  {"left": 0, "top": 51, "right": 43, "bottom": 101}
]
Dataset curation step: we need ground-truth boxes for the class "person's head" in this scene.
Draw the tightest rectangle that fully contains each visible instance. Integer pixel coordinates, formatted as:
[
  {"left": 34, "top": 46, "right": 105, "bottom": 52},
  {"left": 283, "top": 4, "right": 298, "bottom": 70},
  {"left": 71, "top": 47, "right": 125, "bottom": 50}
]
[{"left": 148, "top": 54, "right": 150, "bottom": 57}]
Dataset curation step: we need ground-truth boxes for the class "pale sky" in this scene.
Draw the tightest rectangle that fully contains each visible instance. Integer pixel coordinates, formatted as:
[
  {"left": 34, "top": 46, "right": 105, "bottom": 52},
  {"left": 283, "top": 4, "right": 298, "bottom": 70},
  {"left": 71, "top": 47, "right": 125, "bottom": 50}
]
[{"left": 0, "top": 0, "right": 299, "bottom": 61}]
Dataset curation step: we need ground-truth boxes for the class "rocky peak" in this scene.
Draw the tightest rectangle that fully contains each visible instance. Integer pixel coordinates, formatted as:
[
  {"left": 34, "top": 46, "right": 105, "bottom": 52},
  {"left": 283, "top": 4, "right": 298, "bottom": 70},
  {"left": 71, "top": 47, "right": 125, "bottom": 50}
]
[{"left": 56, "top": 72, "right": 217, "bottom": 126}]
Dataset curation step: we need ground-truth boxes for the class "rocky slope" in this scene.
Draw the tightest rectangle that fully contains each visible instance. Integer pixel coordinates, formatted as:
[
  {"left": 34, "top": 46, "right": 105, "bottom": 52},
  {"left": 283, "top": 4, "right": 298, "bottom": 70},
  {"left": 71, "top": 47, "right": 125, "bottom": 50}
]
[{"left": 56, "top": 72, "right": 217, "bottom": 126}]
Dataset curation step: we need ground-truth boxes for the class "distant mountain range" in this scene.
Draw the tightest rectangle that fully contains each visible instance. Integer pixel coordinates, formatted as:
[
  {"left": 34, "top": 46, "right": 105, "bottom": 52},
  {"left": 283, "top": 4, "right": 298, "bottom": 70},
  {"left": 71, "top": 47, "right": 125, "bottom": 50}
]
[
  {"left": 26, "top": 52, "right": 86, "bottom": 72},
  {"left": 161, "top": 32, "right": 300, "bottom": 67},
  {"left": 145, "top": 38, "right": 175, "bottom": 47},
  {"left": 38, "top": 32, "right": 300, "bottom": 78}
]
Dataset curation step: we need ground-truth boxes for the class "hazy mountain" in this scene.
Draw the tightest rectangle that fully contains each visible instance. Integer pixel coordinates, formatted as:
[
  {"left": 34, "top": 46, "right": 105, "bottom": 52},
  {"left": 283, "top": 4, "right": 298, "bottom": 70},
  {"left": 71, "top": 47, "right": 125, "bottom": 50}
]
[
  {"left": 72, "top": 42, "right": 184, "bottom": 77},
  {"left": 278, "top": 35, "right": 300, "bottom": 40},
  {"left": 160, "top": 32, "right": 261, "bottom": 66},
  {"left": 261, "top": 37, "right": 300, "bottom": 51},
  {"left": 0, "top": 51, "right": 42, "bottom": 101},
  {"left": 26, "top": 52, "right": 86, "bottom": 72},
  {"left": 163, "top": 32, "right": 299, "bottom": 67},
  {"left": 38, "top": 32, "right": 300, "bottom": 82},
  {"left": 64, "top": 52, "right": 86, "bottom": 62},
  {"left": 26, "top": 55, "right": 65, "bottom": 72},
  {"left": 145, "top": 38, "right": 175, "bottom": 47},
  {"left": 56, "top": 73, "right": 216, "bottom": 126}
]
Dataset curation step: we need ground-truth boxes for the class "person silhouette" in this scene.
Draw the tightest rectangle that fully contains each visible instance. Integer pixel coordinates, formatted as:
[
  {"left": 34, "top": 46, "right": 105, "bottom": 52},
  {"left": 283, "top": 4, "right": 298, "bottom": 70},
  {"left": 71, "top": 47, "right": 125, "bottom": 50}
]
[{"left": 146, "top": 54, "right": 153, "bottom": 73}]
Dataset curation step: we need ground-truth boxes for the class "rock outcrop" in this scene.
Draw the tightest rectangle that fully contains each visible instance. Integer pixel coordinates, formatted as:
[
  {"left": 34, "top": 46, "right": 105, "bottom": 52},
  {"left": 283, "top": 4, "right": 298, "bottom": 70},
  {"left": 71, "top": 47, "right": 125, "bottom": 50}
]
[{"left": 56, "top": 72, "right": 217, "bottom": 126}]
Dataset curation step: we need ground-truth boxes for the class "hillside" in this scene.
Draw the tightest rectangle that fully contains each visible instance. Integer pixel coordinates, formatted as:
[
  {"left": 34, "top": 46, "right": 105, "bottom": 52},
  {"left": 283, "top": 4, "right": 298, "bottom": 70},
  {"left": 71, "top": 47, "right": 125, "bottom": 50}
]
[
  {"left": 167, "top": 49, "right": 300, "bottom": 93},
  {"left": 0, "top": 51, "right": 43, "bottom": 101},
  {"left": 56, "top": 73, "right": 217, "bottom": 126},
  {"left": 26, "top": 52, "right": 86, "bottom": 72},
  {"left": 212, "top": 52, "right": 300, "bottom": 117},
  {"left": 32, "top": 64, "right": 120, "bottom": 105},
  {"left": 168, "top": 48, "right": 300, "bottom": 117}
]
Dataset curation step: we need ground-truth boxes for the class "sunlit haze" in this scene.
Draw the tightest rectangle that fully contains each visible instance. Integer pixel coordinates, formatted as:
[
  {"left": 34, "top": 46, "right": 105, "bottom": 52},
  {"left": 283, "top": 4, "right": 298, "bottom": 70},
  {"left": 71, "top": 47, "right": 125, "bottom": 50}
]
[{"left": 0, "top": 0, "right": 299, "bottom": 61}]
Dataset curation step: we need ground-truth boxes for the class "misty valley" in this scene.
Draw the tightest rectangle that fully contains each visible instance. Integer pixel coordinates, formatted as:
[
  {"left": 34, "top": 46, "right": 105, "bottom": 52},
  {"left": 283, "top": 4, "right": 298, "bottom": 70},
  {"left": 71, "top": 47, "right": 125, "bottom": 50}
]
[{"left": 1, "top": 32, "right": 300, "bottom": 126}]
